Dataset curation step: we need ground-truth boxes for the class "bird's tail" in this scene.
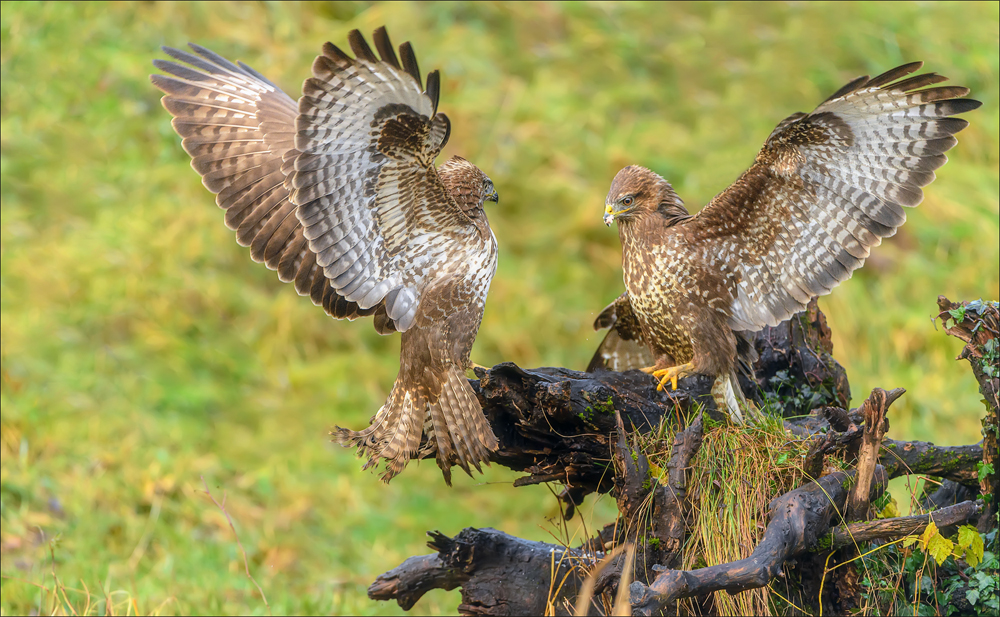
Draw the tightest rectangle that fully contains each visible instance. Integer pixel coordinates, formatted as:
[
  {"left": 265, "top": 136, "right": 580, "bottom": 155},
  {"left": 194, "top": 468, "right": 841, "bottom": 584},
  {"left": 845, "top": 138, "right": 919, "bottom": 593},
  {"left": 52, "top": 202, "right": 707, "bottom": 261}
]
[
  {"left": 334, "top": 365, "right": 497, "bottom": 484},
  {"left": 424, "top": 365, "right": 498, "bottom": 485},
  {"left": 711, "top": 369, "right": 761, "bottom": 425}
]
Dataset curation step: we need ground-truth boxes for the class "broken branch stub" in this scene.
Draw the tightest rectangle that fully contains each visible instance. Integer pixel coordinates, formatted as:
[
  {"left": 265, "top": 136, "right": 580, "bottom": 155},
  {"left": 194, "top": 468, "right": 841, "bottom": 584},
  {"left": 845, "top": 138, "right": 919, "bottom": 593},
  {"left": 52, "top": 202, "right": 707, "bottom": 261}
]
[{"left": 848, "top": 387, "right": 904, "bottom": 522}]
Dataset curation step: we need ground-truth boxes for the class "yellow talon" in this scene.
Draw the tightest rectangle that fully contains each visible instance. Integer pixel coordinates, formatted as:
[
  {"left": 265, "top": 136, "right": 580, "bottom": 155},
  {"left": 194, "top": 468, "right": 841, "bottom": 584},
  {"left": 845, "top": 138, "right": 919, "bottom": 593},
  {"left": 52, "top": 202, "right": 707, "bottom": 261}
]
[{"left": 646, "top": 363, "right": 695, "bottom": 392}]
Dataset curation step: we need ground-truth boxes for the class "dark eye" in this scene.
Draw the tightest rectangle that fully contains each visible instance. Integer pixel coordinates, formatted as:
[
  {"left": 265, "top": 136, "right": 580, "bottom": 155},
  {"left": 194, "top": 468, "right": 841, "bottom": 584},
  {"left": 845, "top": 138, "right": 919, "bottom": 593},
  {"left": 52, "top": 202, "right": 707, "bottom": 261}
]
[{"left": 622, "top": 196, "right": 634, "bottom": 206}]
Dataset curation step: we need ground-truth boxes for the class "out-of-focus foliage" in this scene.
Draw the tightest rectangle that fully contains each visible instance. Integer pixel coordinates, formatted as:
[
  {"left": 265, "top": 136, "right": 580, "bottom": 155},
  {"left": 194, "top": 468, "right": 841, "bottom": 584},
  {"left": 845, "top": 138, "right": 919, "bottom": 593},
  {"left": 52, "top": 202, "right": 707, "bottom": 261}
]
[{"left": 1, "top": 2, "right": 996, "bottom": 614}]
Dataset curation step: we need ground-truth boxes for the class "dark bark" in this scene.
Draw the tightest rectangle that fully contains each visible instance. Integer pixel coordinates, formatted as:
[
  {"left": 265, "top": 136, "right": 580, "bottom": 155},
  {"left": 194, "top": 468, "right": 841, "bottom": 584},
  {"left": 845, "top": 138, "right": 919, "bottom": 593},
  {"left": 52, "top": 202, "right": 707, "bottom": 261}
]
[
  {"left": 787, "top": 411, "right": 982, "bottom": 485},
  {"left": 467, "top": 301, "right": 851, "bottom": 497},
  {"left": 752, "top": 299, "right": 852, "bottom": 415},
  {"left": 367, "top": 490, "right": 989, "bottom": 617},
  {"left": 880, "top": 439, "right": 982, "bottom": 484},
  {"left": 627, "top": 468, "right": 887, "bottom": 616},
  {"left": 370, "top": 299, "right": 995, "bottom": 615},
  {"left": 848, "top": 387, "right": 904, "bottom": 522},
  {"left": 369, "top": 527, "right": 595, "bottom": 616},
  {"left": 831, "top": 500, "right": 982, "bottom": 549},
  {"left": 649, "top": 413, "right": 704, "bottom": 570},
  {"left": 935, "top": 296, "right": 999, "bottom": 533},
  {"left": 368, "top": 554, "right": 467, "bottom": 611}
]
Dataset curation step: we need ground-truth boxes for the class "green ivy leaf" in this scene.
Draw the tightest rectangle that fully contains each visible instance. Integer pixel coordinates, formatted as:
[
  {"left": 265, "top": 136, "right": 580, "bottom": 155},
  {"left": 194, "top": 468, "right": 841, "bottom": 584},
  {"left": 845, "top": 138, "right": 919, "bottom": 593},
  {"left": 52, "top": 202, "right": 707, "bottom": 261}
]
[
  {"left": 949, "top": 307, "right": 967, "bottom": 322},
  {"left": 915, "top": 602, "right": 937, "bottom": 616},
  {"left": 974, "top": 571, "right": 995, "bottom": 591},
  {"left": 978, "top": 461, "right": 995, "bottom": 484},
  {"left": 967, "top": 588, "right": 981, "bottom": 606}
]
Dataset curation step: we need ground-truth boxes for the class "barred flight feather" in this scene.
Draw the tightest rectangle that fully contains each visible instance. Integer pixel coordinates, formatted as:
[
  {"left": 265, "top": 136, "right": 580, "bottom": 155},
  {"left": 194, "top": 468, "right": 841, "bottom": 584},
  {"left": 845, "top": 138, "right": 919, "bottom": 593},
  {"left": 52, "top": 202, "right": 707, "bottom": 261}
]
[
  {"left": 599, "top": 62, "right": 979, "bottom": 424},
  {"left": 153, "top": 28, "right": 500, "bottom": 483}
]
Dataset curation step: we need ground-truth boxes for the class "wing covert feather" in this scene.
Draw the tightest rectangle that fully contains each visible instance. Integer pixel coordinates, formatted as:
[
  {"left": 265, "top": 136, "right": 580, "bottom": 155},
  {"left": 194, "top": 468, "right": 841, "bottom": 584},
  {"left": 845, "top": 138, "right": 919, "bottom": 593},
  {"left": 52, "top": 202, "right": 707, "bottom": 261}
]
[
  {"left": 292, "top": 28, "right": 482, "bottom": 333},
  {"left": 690, "top": 62, "right": 981, "bottom": 330}
]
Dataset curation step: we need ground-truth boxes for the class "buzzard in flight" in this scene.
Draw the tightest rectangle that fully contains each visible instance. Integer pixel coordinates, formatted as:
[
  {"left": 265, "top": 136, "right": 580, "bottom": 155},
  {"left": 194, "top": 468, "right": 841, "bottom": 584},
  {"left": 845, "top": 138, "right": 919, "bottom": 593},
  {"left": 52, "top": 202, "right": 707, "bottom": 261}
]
[
  {"left": 598, "top": 62, "right": 980, "bottom": 422},
  {"left": 151, "top": 28, "right": 499, "bottom": 483}
]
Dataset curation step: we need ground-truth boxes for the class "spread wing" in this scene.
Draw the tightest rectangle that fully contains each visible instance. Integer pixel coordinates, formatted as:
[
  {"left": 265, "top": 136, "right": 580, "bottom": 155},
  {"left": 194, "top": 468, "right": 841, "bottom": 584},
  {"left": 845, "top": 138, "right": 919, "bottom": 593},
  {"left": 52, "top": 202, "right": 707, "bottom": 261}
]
[
  {"left": 152, "top": 28, "right": 481, "bottom": 334},
  {"left": 293, "top": 29, "right": 481, "bottom": 333},
  {"left": 687, "top": 62, "right": 981, "bottom": 331},
  {"left": 587, "top": 294, "right": 655, "bottom": 372},
  {"left": 151, "top": 43, "right": 380, "bottom": 323}
]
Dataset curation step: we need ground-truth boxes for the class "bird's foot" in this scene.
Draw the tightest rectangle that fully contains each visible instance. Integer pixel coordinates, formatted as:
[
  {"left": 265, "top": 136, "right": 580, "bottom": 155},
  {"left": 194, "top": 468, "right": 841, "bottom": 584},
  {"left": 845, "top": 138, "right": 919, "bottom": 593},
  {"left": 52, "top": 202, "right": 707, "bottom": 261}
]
[
  {"left": 469, "top": 362, "right": 491, "bottom": 378},
  {"left": 646, "top": 363, "right": 695, "bottom": 391}
]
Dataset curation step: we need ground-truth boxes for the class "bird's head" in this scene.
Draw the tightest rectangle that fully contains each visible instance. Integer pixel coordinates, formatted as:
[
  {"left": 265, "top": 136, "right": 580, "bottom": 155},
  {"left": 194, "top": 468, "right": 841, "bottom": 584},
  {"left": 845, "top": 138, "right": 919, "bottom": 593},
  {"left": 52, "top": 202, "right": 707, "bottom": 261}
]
[
  {"left": 603, "top": 165, "right": 685, "bottom": 226},
  {"left": 439, "top": 156, "right": 498, "bottom": 214}
]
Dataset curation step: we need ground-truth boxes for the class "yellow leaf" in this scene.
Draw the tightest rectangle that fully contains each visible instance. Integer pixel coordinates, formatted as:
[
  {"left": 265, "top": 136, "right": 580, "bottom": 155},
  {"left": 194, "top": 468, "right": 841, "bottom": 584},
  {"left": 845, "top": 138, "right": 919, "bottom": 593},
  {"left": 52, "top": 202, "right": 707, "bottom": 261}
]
[
  {"left": 927, "top": 533, "right": 955, "bottom": 566},
  {"left": 958, "top": 525, "right": 984, "bottom": 568},
  {"left": 879, "top": 498, "right": 900, "bottom": 519},
  {"left": 918, "top": 521, "right": 939, "bottom": 552},
  {"left": 901, "top": 535, "right": 919, "bottom": 549}
]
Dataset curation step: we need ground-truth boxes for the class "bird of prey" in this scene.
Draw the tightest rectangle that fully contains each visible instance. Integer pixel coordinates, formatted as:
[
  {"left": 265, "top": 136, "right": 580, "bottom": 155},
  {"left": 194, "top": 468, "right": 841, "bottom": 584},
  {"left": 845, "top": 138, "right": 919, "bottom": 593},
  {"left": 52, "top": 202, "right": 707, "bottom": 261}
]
[
  {"left": 598, "top": 62, "right": 980, "bottom": 422},
  {"left": 151, "top": 27, "right": 500, "bottom": 483}
]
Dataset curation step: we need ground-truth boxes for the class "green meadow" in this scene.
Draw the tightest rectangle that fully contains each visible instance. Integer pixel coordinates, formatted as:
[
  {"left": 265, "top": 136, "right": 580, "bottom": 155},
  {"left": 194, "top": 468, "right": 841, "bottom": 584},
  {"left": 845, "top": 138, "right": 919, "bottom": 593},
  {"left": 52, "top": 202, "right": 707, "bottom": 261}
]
[{"left": 1, "top": 2, "right": 997, "bottom": 614}]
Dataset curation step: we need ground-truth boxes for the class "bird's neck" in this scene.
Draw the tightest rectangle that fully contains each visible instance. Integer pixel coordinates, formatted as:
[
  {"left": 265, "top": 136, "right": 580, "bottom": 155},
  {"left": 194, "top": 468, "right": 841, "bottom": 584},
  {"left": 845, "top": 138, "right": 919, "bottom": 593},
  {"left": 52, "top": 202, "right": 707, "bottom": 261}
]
[{"left": 617, "top": 215, "right": 654, "bottom": 266}]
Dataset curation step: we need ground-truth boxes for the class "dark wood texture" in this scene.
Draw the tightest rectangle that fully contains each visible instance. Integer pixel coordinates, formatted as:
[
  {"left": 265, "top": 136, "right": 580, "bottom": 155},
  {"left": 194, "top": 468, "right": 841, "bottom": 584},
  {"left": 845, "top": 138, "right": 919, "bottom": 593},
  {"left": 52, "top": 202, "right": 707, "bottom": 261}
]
[
  {"left": 832, "top": 500, "right": 982, "bottom": 549},
  {"left": 370, "top": 300, "right": 993, "bottom": 615}
]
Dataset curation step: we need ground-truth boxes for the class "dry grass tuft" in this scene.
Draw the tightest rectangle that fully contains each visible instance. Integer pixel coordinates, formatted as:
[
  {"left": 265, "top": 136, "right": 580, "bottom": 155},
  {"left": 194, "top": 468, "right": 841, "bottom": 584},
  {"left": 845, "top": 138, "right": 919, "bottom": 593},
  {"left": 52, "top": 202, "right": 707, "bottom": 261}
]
[{"left": 680, "top": 415, "right": 810, "bottom": 616}]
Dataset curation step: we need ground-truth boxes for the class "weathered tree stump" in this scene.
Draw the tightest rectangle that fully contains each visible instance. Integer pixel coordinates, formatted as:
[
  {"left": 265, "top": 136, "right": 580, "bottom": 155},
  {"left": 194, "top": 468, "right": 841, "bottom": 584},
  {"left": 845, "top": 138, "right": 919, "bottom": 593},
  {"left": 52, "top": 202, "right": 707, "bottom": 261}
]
[{"left": 373, "top": 299, "right": 994, "bottom": 615}]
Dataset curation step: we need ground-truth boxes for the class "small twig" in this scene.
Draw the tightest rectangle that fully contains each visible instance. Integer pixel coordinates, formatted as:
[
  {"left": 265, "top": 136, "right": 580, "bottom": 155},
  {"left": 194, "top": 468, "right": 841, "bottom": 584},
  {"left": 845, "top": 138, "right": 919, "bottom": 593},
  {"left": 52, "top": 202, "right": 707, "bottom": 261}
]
[{"left": 200, "top": 476, "right": 270, "bottom": 613}]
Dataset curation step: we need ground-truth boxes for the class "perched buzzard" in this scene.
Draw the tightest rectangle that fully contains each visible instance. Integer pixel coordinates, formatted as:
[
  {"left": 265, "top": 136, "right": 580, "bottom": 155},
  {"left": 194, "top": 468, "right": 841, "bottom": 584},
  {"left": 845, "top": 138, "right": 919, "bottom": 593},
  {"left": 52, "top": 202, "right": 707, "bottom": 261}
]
[
  {"left": 598, "top": 62, "right": 980, "bottom": 422},
  {"left": 151, "top": 28, "right": 499, "bottom": 483}
]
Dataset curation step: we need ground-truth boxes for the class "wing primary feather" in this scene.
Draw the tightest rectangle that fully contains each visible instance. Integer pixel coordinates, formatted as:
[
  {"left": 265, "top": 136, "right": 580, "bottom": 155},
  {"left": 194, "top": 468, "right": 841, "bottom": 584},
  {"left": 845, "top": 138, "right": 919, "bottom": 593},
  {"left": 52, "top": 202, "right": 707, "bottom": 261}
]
[
  {"left": 890, "top": 72, "right": 948, "bottom": 92},
  {"left": 347, "top": 29, "right": 379, "bottom": 64},
  {"left": 399, "top": 42, "right": 422, "bottom": 88},
  {"left": 187, "top": 43, "right": 246, "bottom": 75},
  {"left": 321, "top": 41, "right": 353, "bottom": 65},
  {"left": 236, "top": 60, "right": 285, "bottom": 91},
  {"left": 822, "top": 74, "right": 870, "bottom": 103},
  {"left": 425, "top": 70, "right": 441, "bottom": 114},
  {"left": 865, "top": 61, "right": 924, "bottom": 88},
  {"left": 372, "top": 26, "right": 402, "bottom": 70},
  {"left": 162, "top": 46, "right": 233, "bottom": 76}
]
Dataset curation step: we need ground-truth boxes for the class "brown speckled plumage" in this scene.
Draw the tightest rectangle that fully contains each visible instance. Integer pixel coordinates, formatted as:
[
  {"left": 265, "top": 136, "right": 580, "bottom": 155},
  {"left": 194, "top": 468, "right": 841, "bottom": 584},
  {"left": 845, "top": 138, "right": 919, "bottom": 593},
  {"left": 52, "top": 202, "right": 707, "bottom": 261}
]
[
  {"left": 152, "top": 27, "right": 499, "bottom": 483},
  {"left": 597, "top": 63, "right": 980, "bottom": 420}
]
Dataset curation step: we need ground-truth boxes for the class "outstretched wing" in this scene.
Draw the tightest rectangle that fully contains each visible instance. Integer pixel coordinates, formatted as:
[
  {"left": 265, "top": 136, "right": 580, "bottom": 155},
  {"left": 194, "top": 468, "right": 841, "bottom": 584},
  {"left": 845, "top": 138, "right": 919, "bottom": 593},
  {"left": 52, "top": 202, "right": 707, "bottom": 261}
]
[
  {"left": 292, "top": 28, "right": 481, "bottom": 333},
  {"left": 151, "top": 44, "right": 379, "bottom": 322},
  {"left": 688, "top": 62, "right": 981, "bottom": 331},
  {"left": 587, "top": 294, "right": 655, "bottom": 372}
]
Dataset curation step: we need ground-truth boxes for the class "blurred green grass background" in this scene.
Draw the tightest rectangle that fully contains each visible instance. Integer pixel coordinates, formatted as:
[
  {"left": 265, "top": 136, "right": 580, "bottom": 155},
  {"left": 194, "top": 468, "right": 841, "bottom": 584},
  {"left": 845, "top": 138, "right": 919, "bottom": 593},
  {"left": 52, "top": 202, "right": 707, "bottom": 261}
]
[{"left": 1, "top": 2, "right": 997, "bottom": 614}]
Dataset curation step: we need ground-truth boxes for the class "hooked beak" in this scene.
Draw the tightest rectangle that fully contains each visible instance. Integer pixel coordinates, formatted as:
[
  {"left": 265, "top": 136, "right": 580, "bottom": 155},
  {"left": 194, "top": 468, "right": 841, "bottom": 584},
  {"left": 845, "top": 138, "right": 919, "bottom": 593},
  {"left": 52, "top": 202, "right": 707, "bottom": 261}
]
[
  {"left": 603, "top": 204, "right": 615, "bottom": 226},
  {"left": 486, "top": 189, "right": 499, "bottom": 204}
]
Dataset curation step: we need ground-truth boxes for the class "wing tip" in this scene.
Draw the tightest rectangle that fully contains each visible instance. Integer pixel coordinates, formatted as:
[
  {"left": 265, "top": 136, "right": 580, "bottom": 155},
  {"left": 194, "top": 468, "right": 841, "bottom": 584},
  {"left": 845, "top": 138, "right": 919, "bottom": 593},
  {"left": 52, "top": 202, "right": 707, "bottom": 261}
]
[
  {"left": 399, "top": 41, "right": 422, "bottom": 88},
  {"left": 372, "top": 26, "right": 402, "bottom": 70},
  {"left": 347, "top": 28, "right": 378, "bottom": 64},
  {"left": 426, "top": 69, "right": 441, "bottom": 113}
]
